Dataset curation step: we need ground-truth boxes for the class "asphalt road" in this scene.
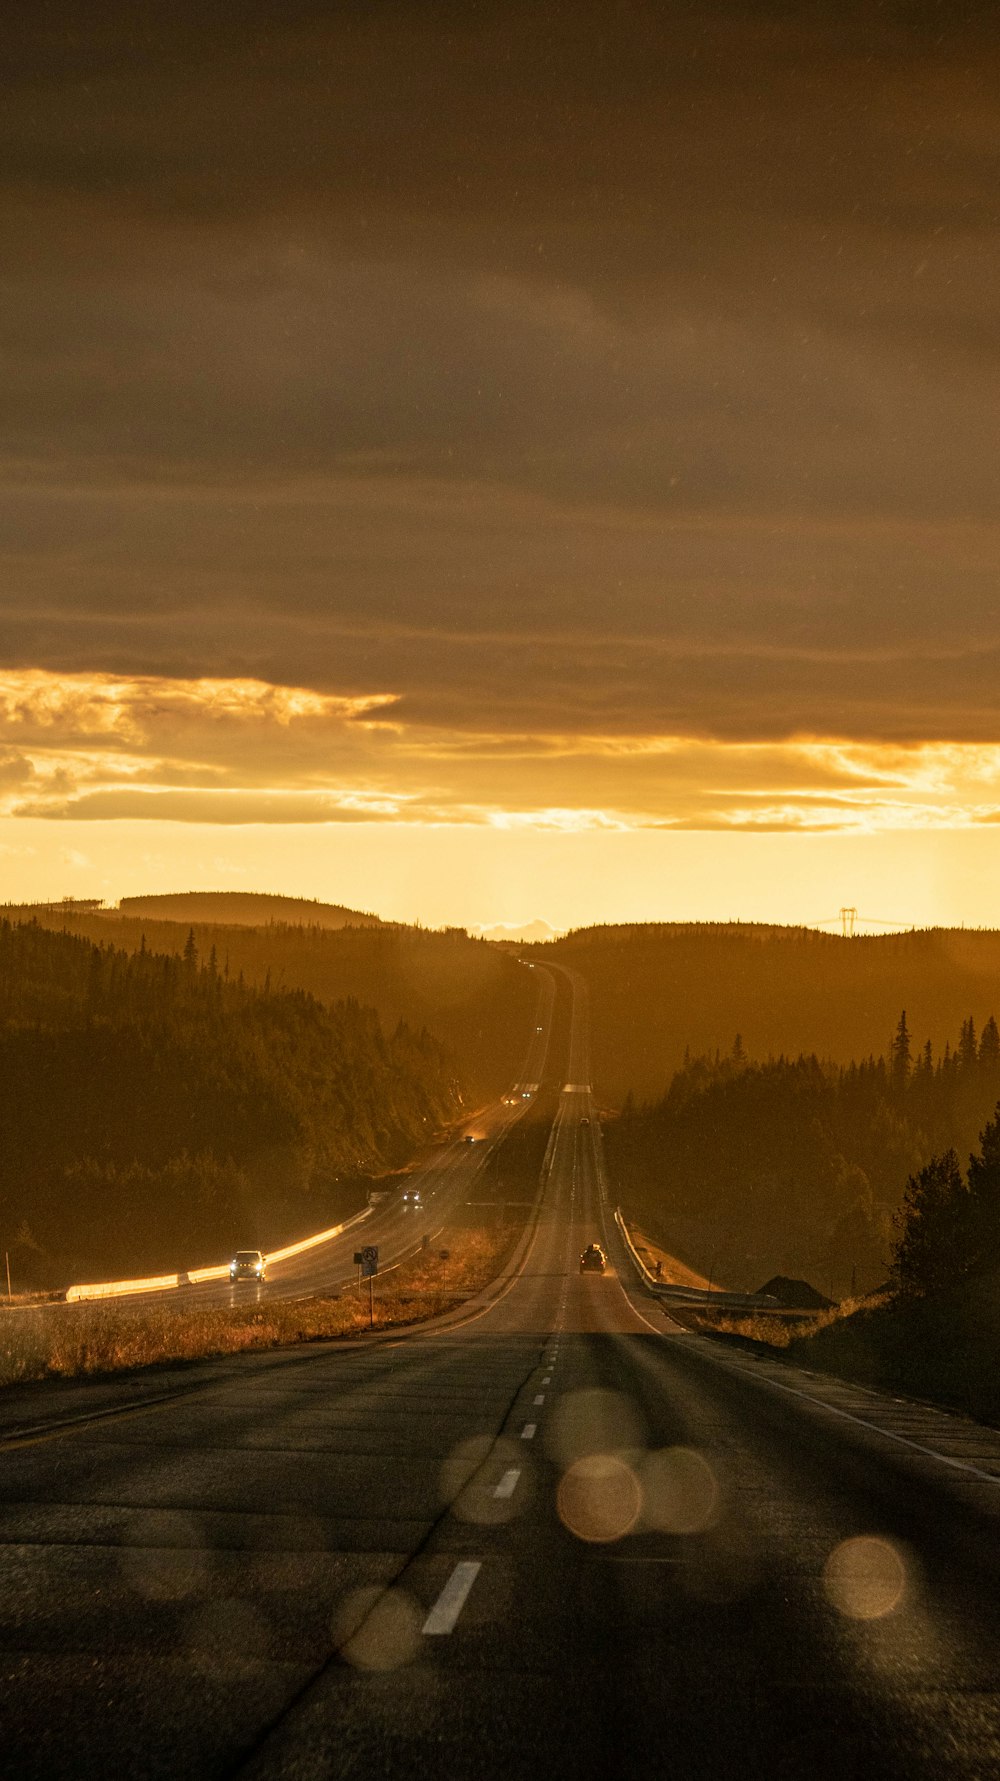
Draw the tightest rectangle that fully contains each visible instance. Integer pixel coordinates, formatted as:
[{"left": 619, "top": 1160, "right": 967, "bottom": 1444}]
[{"left": 6, "top": 968, "right": 1000, "bottom": 1777}]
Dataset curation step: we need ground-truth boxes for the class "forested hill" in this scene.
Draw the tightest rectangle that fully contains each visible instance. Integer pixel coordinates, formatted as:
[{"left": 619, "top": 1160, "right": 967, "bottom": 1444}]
[
  {"left": 604, "top": 1014, "right": 1000, "bottom": 1301},
  {"left": 7, "top": 910, "right": 536, "bottom": 1100},
  {"left": 0, "top": 922, "right": 462, "bottom": 1287},
  {"left": 549, "top": 923, "right": 1000, "bottom": 1102},
  {"left": 117, "top": 892, "right": 381, "bottom": 928}
]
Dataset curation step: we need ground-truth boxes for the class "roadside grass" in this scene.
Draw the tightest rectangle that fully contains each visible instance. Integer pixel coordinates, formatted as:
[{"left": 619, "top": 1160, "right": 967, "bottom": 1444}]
[
  {"left": 630, "top": 1226, "right": 711, "bottom": 1291},
  {"left": 699, "top": 1298, "right": 877, "bottom": 1348},
  {"left": 0, "top": 1224, "right": 521, "bottom": 1389},
  {"left": 696, "top": 1276, "right": 1000, "bottom": 1429},
  {"left": 782, "top": 1276, "right": 1000, "bottom": 1425}
]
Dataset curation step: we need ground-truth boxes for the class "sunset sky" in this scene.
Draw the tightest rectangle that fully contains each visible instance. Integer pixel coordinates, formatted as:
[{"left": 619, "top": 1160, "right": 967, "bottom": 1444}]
[{"left": 3, "top": 2, "right": 1000, "bottom": 930}]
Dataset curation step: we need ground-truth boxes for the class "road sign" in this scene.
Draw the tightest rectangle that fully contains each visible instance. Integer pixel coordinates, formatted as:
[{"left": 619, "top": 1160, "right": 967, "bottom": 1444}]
[{"left": 361, "top": 1245, "right": 379, "bottom": 1279}]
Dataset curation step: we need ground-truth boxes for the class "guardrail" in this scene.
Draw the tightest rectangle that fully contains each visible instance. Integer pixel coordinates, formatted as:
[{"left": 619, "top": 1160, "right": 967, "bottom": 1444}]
[
  {"left": 613, "top": 1208, "right": 777, "bottom": 1310},
  {"left": 65, "top": 1204, "right": 374, "bottom": 1303}
]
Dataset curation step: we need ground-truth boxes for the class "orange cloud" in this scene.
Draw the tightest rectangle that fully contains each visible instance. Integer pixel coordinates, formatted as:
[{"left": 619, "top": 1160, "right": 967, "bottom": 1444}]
[{"left": 1, "top": 669, "right": 1000, "bottom": 836}]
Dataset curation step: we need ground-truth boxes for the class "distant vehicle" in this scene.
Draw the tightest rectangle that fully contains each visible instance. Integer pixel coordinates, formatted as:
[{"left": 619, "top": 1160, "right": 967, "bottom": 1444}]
[
  {"left": 464, "top": 1134, "right": 477, "bottom": 1144},
  {"left": 579, "top": 1116, "right": 591, "bottom": 1126},
  {"left": 402, "top": 1188, "right": 422, "bottom": 1208},
  {"left": 579, "top": 1243, "right": 606, "bottom": 1275},
  {"left": 521, "top": 1090, "right": 531, "bottom": 1099},
  {"left": 230, "top": 1250, "right": 265, "bottom": 1282},
  {"left": 536, "top": 1025, "right": 544, "bottom": 1032}
]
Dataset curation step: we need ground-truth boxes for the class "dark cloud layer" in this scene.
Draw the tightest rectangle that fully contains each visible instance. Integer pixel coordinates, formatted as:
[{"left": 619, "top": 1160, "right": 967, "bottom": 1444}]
[{"left": 3, "top": 2, "right": 999, "bottom": 754}]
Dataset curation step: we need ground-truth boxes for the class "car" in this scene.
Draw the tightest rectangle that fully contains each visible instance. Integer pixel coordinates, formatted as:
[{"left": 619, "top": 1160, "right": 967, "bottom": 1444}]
[
  {"left": 579, "top": 1243, "right": 607, "bottom": 1274},
  {"left": 402, "top": 1188, "right": 422, "bottom": 1208},
  {"left": 579, "top": 1116, "right": 591, "bottom": 1127},
  {"left": 230, "top": 1250, "right": 265, "bottom": 1282},
  {"left": 464, "top": 1134, "right": 477, "bottom": 1144}
]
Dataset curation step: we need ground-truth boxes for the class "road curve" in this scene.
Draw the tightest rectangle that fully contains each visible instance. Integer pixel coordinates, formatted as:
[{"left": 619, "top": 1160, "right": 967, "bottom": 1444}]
[{"left": 4, "top": 967, "right": 1000, "bottom": 1777}]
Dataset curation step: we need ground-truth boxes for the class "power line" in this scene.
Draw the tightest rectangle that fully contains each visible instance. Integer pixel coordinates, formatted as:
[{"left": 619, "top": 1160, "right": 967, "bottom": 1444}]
[{"left": 806, "top": 914, "right": 918, "bottom": 932}]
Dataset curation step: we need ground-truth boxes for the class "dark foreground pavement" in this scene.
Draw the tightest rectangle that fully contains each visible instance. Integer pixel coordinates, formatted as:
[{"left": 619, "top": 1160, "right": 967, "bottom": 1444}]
[{"left": 6, "top": 979, "right": 1000, "bottom": 1777}]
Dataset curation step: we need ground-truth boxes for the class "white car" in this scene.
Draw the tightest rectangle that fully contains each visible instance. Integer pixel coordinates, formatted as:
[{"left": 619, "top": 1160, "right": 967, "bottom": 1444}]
[{"left": 230, "top": 1250, "right": 265, "bottom": 1282}]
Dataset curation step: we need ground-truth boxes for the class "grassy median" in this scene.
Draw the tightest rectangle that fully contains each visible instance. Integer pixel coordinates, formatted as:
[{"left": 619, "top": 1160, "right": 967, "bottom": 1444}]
[{"left": 0, "top": 1224, "right": 522, "bottom": 1388}]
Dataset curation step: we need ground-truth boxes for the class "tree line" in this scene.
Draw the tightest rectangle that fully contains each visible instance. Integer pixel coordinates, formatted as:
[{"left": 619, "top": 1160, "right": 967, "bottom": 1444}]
[
  {"left": 551, "top": 922, "right": 1000, "bottom": 1103},
  {"left": 603, "top": 1010, "right": 1000, "bottom": 1298},
  {"left": 0, "top": 921, "right": 463, "bottom": 1285},
  {"left": 12, "top": 904, "right": 535, "bottom": 1098}
]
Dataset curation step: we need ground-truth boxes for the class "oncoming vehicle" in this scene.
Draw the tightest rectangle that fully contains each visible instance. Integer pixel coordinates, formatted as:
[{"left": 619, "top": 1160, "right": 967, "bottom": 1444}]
[
  {"left": 579, "top": 1243, "right": 607, "bottom": 1274},
  {"left": 402, "top": 1188, "right": 423, "bottom": 1209},
  {"left": 230, "top": 1250, "right": 265, "bottom": 1282},
  {"left": 464, "top": 1134, "right": 478, "bottom": 1144}
]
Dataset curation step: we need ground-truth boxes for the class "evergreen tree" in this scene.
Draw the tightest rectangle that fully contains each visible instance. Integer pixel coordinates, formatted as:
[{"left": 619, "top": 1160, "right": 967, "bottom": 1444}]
[
  {"left": 891, "top": 1149, "right": 967, "bottom": 1297},
  {"left": 965, "top": 1105, "right": 1000, "bottom": 1278},
  {"left": 890, "top": 1009, "right": 911, "bottom": 1094},
  {"left": 979, "top": 1016, "right": 1000, "bottom": 1070}
]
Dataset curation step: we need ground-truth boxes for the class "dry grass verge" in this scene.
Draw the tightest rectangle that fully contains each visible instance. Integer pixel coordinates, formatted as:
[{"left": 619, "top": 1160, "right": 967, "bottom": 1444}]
[
  {"left": 693, "top": 1299, "right": 876, "bottom": 1348},
  {"left": 0, "top": 1226, "right": 518, "bottom": 1389},
  {"left": 689, "top": 1288, "right": 1000, "bottom": 1431},
  {"left": 629, "top": 1226, "right": 710, "bottom": 1291}
]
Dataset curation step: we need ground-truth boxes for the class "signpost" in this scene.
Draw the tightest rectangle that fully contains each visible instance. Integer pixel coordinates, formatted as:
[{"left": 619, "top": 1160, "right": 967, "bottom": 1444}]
[{"left": 360, "top": 1245, "right": 378, "bottom": 1327}]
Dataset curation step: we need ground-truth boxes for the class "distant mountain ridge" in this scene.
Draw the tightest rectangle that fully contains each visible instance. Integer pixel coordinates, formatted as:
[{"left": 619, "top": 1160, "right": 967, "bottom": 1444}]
[
  {"left": 117, "top": 891, "right": 382, "bottom": 929},
  {"left": 474, "top": 919, "right": 562, "bottom": 944}
]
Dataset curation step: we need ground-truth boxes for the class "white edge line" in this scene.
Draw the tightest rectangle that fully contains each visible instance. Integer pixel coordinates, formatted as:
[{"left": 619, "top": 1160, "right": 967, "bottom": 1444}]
[
  {"left": 623, "top": 1255, "right": 1000, "bottom": 1482},
  {"left": 423, "top": 1560, "right": 482, "bottom": 1635},
  {"left": 732, "top": 1365, "right": 1000, "bottom": 1485}
]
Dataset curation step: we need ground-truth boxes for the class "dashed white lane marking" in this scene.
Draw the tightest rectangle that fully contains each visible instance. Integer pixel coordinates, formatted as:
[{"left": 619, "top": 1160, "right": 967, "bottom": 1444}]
[
  {"left": 534, "top": 1393, "right": 545, "bottom": 1405},
  {"left": 542, "top": 1375, "right": 551, "bottom": 1385},
  {"left": 423, "top": 1560, "right": 482, "bottom": 1635},
  {"left": 494, "top": 1468, "right": 521, "bottom": 1500},
  {"left": 521, "top": 1422, "right": 537, "bottom": 1439}
]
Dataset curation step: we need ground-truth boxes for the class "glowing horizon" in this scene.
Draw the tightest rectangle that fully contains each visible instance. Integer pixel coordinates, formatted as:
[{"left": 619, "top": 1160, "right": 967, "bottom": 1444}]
[{"left": 5, "top": 8, "right": 1000, "bottom": 935}]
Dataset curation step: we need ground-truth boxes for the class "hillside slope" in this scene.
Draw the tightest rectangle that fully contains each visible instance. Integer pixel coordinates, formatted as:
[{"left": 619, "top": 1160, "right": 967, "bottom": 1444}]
[
  {"left": 550, "top": 923, "right": 1000, "bottom": 1101},
  {"left": 8, "top": 910, "right": 536, "bottom": 1100},
  {"left": 117, "top": 892, "right": 381, "bottom": 928},
  {"left": 0, "top": 922, "right": 462, "bottom": 1286}
]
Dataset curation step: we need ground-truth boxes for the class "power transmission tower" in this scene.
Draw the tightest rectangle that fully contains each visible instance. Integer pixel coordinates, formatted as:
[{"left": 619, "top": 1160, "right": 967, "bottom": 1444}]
[{"left": 840, "top": 906, "right": 857, "bottom": 938}]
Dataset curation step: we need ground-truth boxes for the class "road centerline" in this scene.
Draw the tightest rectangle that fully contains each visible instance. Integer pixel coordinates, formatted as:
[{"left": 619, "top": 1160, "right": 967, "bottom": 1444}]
[{"left": 423, "top": 1560, "right": 482, "bottom": 1635}]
